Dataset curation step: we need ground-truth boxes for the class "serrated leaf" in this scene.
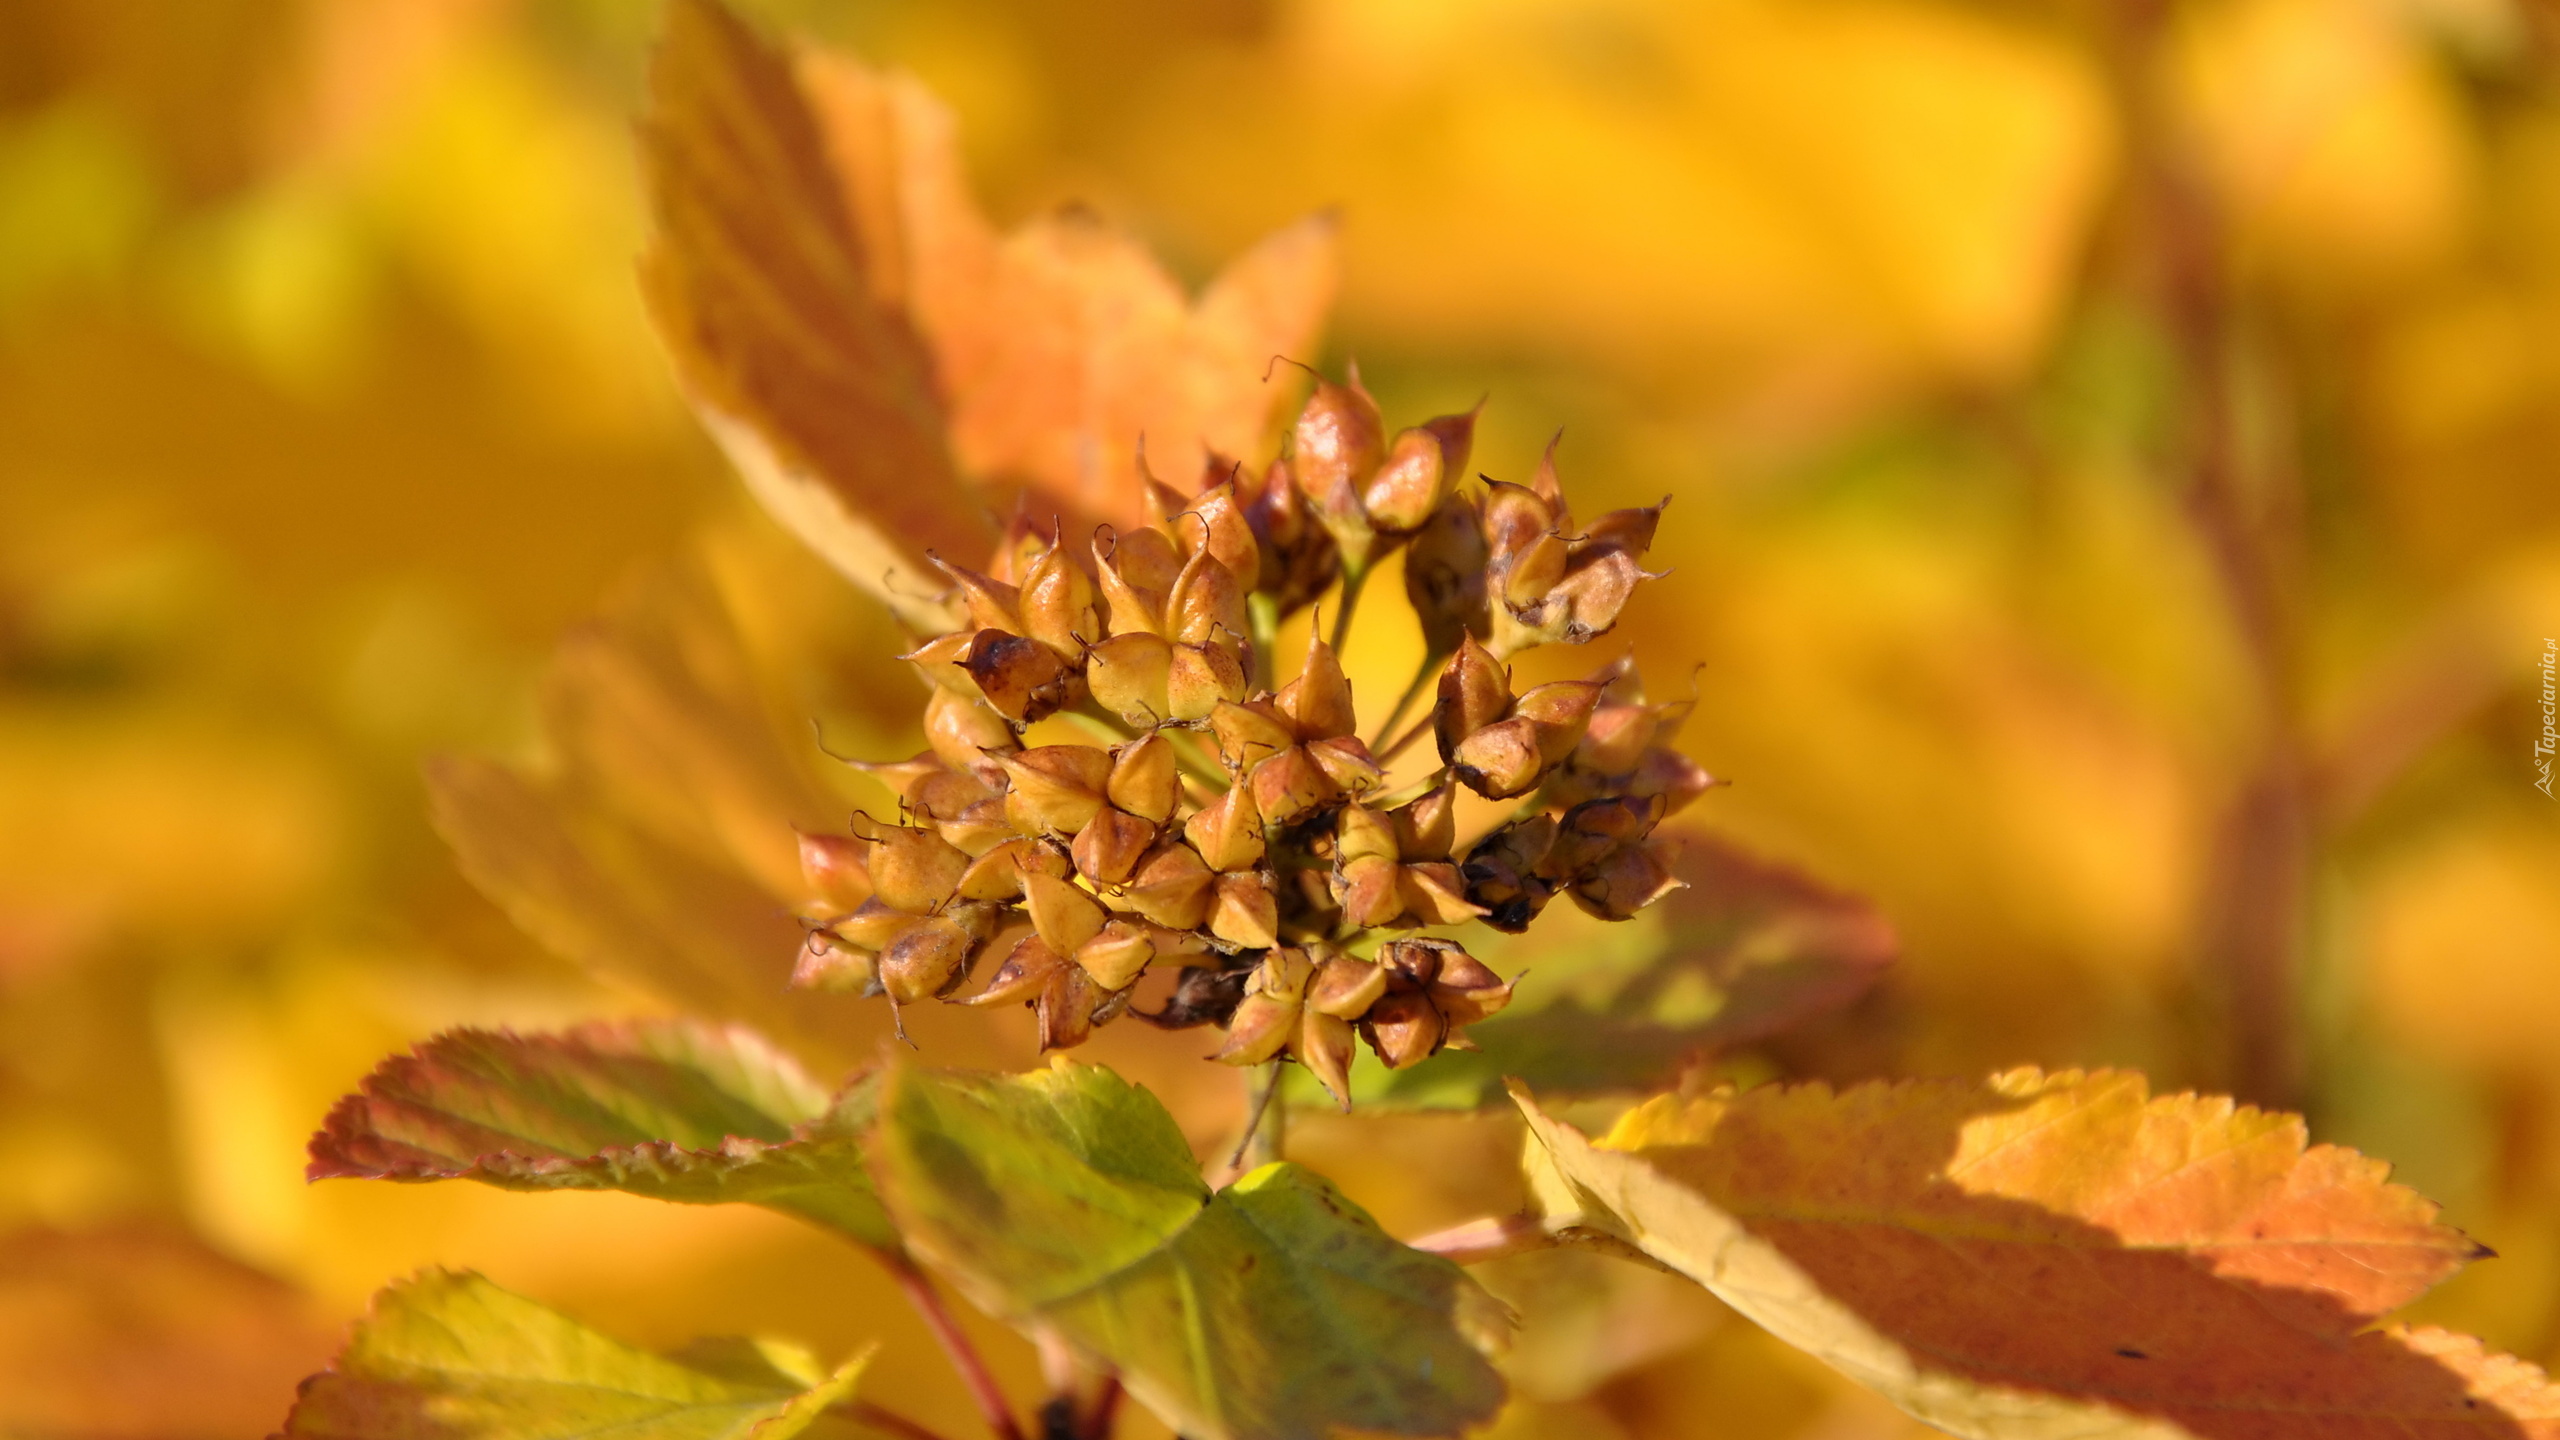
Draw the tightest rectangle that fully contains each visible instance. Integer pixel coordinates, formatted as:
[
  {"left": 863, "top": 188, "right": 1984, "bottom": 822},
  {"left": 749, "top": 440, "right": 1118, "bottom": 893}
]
[
  {"left": 1514, "top": 1069, "right": 2560, "bottom": 1439},
  {"left": 639, "top": 0, "right": 978, "bottom": 632},
  {"left": 280, "top": 1270, "right": 870, "bottom": 1440},
  {"left": 1366, "top": 834, "right": 1895, "bottom": 1106},
  {"left": 872, "top": 1059, "right": 1506, "bottom": 1440},
  {"left": 308, "top": 1019, "right": 897, "bottom": 1252}
]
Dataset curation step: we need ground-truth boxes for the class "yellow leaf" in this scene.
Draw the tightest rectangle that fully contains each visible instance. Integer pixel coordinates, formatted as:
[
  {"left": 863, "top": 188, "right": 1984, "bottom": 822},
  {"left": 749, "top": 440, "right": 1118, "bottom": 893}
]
[{"left": 1514, "top": 1069, "right": 2560, "bottom": 1438}]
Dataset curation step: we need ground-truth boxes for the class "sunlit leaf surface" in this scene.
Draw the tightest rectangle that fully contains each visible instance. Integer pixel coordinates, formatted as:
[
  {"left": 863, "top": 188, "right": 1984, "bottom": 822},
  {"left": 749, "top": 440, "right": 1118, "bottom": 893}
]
[
  {"left": 1516, "top": 1070, "right": 2560, "bottom": 1438},
  {"left": 280, "top": 1269, "right": 871, "bottom": 1440},
  {"left": 309, "top": 1019, "right": 896, "bottom": 1252},
  {"left": 873, "top": 1059, "right": 1507, "bottom": 1440}
]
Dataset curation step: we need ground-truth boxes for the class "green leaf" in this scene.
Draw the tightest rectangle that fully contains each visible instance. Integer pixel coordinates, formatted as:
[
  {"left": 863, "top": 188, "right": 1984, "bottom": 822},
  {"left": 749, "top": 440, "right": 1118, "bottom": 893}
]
[
  {"left": 308, "top": 1019, "right": 897, "bottom": 1252},
  {"left": 1364, "top": 832, "right": 1895, "bottom": 1106},
  {"left": 281, "top": 1270, "right": 870, "bottom": 1440},
  {"left": 872, "top": 1059, "right": 1507, "bottom": 1440}
]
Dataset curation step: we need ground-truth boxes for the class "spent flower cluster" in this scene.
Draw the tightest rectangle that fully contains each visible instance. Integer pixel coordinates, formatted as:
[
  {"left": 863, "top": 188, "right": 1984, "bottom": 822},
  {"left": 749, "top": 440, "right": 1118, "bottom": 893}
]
[{"left": 791, "top": 371, "right": 1711, "bottom": 1103}]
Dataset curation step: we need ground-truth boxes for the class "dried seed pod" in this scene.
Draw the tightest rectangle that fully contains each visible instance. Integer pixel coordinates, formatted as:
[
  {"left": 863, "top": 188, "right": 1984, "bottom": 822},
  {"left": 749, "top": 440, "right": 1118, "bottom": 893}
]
[
  {"left": 1435, "top": 638, "right": 1511, "bottom": 762},
  {"left": 1460, "top": 816, "right": 1559, "bottom": 933},
  {"left": 1544, "top": 794, "right": 1668, "bottom": 879},
  {"left": 1294, "top": 372, "right": 1387, "bottom": 557},
  {"left": 1037, "top": 962, "right": 1113, "bottom": 1050},
  {"left": 1184, "top": 783, "right": 1265, "bottom": 872},
  {"left": 1209, "top": 870, "right": 1281, "bottom": 949},
  {"left": 1017, "top": 540, "right": 1099, "bottom": 656},
  {"left": 1249, "top": 745, "right": 1339, "bottom": 826},
  {"left": 1240, "top": 456, "right": 1341, "bottom": 614},
  {"left": 1086, "top": 631, "right": 1174, "bottom": 726},
  {"left": 1106, "top": 735, "right": 1179, "bottom": 825},
  {"left": 1404, "top": 494, "right": 1489, "bottom": 654},
  {"left": 1277, "top": 636, "right": 1357, "bottom": 741},
  {"left": 1071, "top": 806, "right": 1158, "bottom": 886},
  {"left": 1378, "top": 936, "right": 1449, "bottom": 992},
  {"left": 1172, "top": 476, "right": 1261, "bottom": 593},
  {"left": 1303, "top": 735, "right": 1384, "bottom": 797},
  {"left": 935, "top": 796, "right": 1018, "bottom": 858},
  {"left": 1362, "top": 990, "right": 1448, "bottom": 1069},
  {"left": 1451, "top": 716, "right": 1545, "bottom": 800},
  {"left": 856, "top": 818, "right": 971, "bottom": 915},
  {"left": 1362, "top": 407, "right": 1476, "bottom": 537},
  {"left": 1076, "top": 920, "right": 1158, "bottom": 989},
  {"left": 1298, "top": 1009, "right": 1359, "bottom": 1109},
  {"left": 1025, "top": 871, "right": 1109, "bottom": 956},
  {"left": 1391, "top": 784, "right": 1459, "bottom": 861},
  {"left": 797, "top": 831, "right": 869, "bottom": 917},
  {"left": 879, "top": 911, "right": 985, "bottom": 1004},
  {"left": 1166, "top": 636, "right": 1248, "bottom": 720},
  {"left": 964, "top": 628, "right": 1075, "bottom": 723},
  {"left": 790, "top": 931, "right": 878, "bottom": 995},
  {"left": 1095, "top": 525, "right": 1188, "bottom": 634},
  {"left": 923, "top": 687, "right": 1019, "bottom": 772},
  {"left": 1514, "top": 680, "right": 1605, "bottom": 764},
  {"left": 1136, "top": 958, "right": 1254, "bottom": 1029},
  {"left": 1569, "top": 840, "right": 1685, "bottom": 921},
  {"left": 997, "top": 745, "right": 1112, "bottom": 837},
  {"left": 1628, "top": 746, "right": 1718, "bottom": 814},
  {"left": 1114, "top": 841, "right": 1216, "bottom": 930},
  {"left": 954, "top": 835, "right": 1070, "bottom": 903},
  {"left": 964, "top": 934, "right": 1067, "bottom": 1008},
  {"left": 1210, "top": 699, "right": 1296, "bottom": 772},
  {"left": 1307, "top": 950, "right": 1388, "bottom": 1019}
]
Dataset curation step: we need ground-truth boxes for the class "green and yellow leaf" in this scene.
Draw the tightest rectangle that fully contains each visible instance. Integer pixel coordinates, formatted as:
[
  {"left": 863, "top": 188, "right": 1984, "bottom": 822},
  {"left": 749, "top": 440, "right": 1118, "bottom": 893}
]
[
  {"left": 1515, "top": 1068, "right": 2560, "bottom": 1439},
  {"left": 280, "top": 1270, "right": 870, "bottom": 1440},
  {"left": 872, "top": 1059, "right": 1507, "bottom": 1440},
  {"left": 309, "top": 1019, "right": 897, "bottom": 1253}
]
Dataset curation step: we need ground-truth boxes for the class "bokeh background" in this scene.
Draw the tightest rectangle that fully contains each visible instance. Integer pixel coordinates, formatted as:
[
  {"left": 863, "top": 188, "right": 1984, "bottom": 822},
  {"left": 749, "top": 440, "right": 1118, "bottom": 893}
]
[{"left": 4, "top": 0, "right": 2559, "bottom": 1436}]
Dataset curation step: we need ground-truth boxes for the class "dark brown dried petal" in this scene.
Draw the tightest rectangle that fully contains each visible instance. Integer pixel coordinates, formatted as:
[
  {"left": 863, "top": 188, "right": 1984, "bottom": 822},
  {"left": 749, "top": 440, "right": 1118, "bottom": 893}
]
[
  {"left": 1377, "top": 936, "right": 1449, "bottom": 991},
  {"left": 1136, "top": 960, "right": 1251, "bottom": 1030}
]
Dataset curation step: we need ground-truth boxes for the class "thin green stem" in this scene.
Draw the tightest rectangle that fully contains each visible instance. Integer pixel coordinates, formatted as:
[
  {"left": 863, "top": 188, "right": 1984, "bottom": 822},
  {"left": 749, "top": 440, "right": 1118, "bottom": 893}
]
[
  {"left": 1233, "top": 1059, "right": 1288, "bottom": 1170},
  {"left": 1247, "top": 593, "right": 1281, "bottom": 692},
  {"left": 1328, "top": 561, "right": 1369, "bottom": 653}
]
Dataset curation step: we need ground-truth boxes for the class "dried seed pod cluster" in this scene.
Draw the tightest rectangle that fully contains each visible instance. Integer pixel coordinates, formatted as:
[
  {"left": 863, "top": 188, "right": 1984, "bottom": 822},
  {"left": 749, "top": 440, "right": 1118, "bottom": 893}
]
[{"left": 795, "top": 374, "right": 1708, "bottom": 1107}]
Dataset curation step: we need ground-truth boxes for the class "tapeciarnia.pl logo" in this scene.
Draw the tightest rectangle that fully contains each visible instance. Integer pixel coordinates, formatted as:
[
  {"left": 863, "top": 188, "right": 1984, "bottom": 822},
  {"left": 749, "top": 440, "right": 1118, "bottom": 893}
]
[{"left": 2538, "top": 637, "right": 2556, "bottom": 800}]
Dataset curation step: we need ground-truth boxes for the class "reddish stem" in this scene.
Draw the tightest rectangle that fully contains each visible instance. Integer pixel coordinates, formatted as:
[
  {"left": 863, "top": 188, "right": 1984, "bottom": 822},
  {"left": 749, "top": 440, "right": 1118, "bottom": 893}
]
[
  {"left": 1081, "top": 1375, "right": 1124, "bottom": 1440},
  {"left": 848, "top": 1401, "right": 963, "bottom": 1440},
  {"left": 891, "top": 1259, "right": 1025, "bottom": 1440}
]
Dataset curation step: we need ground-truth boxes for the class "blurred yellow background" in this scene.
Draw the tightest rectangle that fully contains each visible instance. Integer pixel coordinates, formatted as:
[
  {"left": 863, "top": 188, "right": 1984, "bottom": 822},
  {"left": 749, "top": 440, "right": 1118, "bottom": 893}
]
[{"left": 3, "top": 0, "right": 2558, "bottom": 1436}]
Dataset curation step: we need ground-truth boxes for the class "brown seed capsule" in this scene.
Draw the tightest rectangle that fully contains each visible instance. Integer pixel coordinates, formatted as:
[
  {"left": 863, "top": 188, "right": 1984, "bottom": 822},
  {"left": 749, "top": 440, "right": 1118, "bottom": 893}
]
[
  {"left": 1115, "top": 841, "right": 1215, "bottom": 930},
  {"left": 1278, "top": 636, "right": 1357, "bottom": 741},
  {"left": 880, "top": 907, "right": 996, "bottom": 1004},
  {"left": 963, "top": 933, "right": 1067, "bottom": 1008},
  {"left": 1216, "top": 989, "right": 1299, "bottom": 1065},
  {"left": 1075, "top": 919, "right": 1157, "bottom": 990},
  {"left": 1570, "top": 841, "right": 1685, "bottom": 921},
  {"left": 932, "top": 556, "right": 1023, "bottom": 636},
  {"left": 1400, "top": 863, "right": 1485, "bottom": 925},
  {"left": 1514, "top": 680, "right": 1606, "bottom": 765},
  {"left": 1362, "top": 406, "right": 1476, "bottom": 537},
  {"left": 1037, "top": 963, "right": 1112, "bottom": 1051},
  {"left": 1404, "top": 494, "right": 1489, "bottom": 655},
  {"left": 1071, "top": 806, "right": 1159, "bottom": 886},
  {"left": 1332, "top": 852, "right": 1405, "bottom": 928},
  {"left": 901, "top": 631, "right": 977, "bottom": 695},
  {"left": 1432, "top": 949, "right": 1515, "bottom": 1028},
  {"left": 1392, "top": 784, "right": 1459, "bottom": 861},
  {"left": 1164, "top": 547, "right": 1246, "bottom": 649},
  {"left": 1307, "top": 950, "right": 1388, "bottom": 1019},
  {"left": 954, "top": 835, "right": 1070, "bottom": 903},
  {"left": 1107, "top": 735, "right": 1179, "bottom": 825},
  {"left": 1017, "top": 540, "right": 1099, "bottom": 656},
  {"left": 1086, "top": 631, "right": 1174, "bottom": 726},
  {"left": 1294, "top": 373, "right": 1386, "bottom": 554},
  {"left": 1362, "top": 990, "right": 1448, "bottom": 1069},
  {"left": 1483, "top": 479, "right": 1569, "bottom": 609},
  {"left": 1435, "top": 638, "right": 1511, "bottom": 762},
  {"left": 797, "top": 831, "right": 869, "bottom": 917},
  {"left": 1297, "top": 1008, "right": 1359, "bottom": 1109},
  {"left": 1208, "top": 870, "right": 1280, "bottom": 949},
  {"left": 1025, "top": 871, "right": 1108, "bottom": 956},
  {"left": 936, "top": 796, "right": 1018, "bottom": 859},
  {"left": 1378, "top": 936, "right": 1449, "bottom": 992},
  {"left": 997, "top": 746, "right": 1112, "bottom": 837},
  {"left": 1210, "top": 699, "right": 1295, "bottom": 773},
  {"left": 1135, "top": 958, "right": 1253, "bottom": 1029},
  {"left": 1166, "top": 637, "right": 1248, "bottom": 721},
  {"left": 1174, "top": 478, "right": 1261, "bottom": 593},
  {"left": 1544, "top": 794, "right": 1668, "bottom": 880},
  {"left": 1304, "top": 735, "right": 1384, "bottom": 797},
  {"left": 1628, "top": 746, "right": 1717, "bottom": 814},
  {"left": 1241, "top": 456, "right": 1341, "bottom": 614},
  {"left": 1249, "top": 745, "right": 1340, "bottom": 826},
  {"left": 1183, "top": 783, "right": 1265, "bottom": 872},
  {"left": 1451, "top": 716, "right": 1545, "bottom": 800},
  {"left": 790, "top": 931, "right": 879, "bottom": 994},
  {"left": 924, "top": 687, "right": 1019, "bottom": 773},
  {"left": 964, "top": 628, "right": 1075, "bottom": 723},
  {"left": 1461, "top": 816, "right": 1559, "bottom": 933},
  {"left": 830, "top": 896, "right": 916, "bottom": 952},
  {"left": 858, "top": 819, "right": 971, "bottom": 915}
]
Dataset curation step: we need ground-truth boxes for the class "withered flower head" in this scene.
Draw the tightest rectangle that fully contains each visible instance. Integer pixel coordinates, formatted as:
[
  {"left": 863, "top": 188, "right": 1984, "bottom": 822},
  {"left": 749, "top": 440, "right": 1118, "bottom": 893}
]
[{"left": 801, "top": 375, "right": 1705, "bottom": 1107}]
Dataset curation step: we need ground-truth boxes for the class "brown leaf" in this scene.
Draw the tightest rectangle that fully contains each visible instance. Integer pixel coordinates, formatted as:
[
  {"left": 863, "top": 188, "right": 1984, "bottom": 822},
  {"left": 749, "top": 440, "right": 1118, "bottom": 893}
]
[
  {"left": 1518, "top": 1069, "right": 2560, "bottom": 1439},
  {"left": 639, "top": 0, "right": 980, "bottom": 631},
  {"left": 800, "top": 52, "right": 1337, "bottom": 532}
]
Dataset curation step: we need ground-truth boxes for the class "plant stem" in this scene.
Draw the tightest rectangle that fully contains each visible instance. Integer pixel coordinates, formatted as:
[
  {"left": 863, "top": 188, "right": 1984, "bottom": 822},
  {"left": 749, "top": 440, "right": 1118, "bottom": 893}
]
[
  {"left": 1081, "top": 1376, "right": 1124, "bottom": 1440},
  {"left": 1405, "top": 1214, "right": 1556, "bottom": 1266},
  {"left": 1247, "top": 593, "right": 1280, "bottom": 692},
  {"left": 890, "top": 1258, "right": 1025, "bottom": 1440},
  {"left": 1373, "top": 712, "right": 1437, "bottom": 767},
  {"left": 1232, "top": 1059, "right": 1288, "bottom": 1170},
  {"left": 1328, "top": 560, "right": 1369, "bottom": 653},
  {"left": 1368, "top": 648, "right": 1446, "bottom": 752}
]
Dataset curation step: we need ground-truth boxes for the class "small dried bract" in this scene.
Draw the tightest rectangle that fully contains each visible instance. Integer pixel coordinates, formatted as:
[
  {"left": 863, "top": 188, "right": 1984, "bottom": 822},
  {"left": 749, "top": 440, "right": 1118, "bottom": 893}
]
[{"left": 797, "top": 379, "right": 1704, "bottom": 1105}]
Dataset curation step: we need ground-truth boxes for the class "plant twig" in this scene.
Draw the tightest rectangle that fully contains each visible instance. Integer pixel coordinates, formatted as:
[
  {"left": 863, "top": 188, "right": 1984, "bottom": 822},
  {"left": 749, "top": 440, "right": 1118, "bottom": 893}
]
[
  {"left": 1080, "top": 1375, "right": 1123, "bottom": 1440},
  {"left": 1232, "top": 1059, "right": 1288, "bottom": 1170},
  {"left": 1247, "top": 593, "right": 1280, "bottom": 692},
  {"left": 1405, "top": 1213, "right": 1557, "bottom": 1266},
  {"left": 1329, "top": 561, "right": 1369, "bottom": 653},
  {"left": 890, "top": 1258, "right": 1025, "bottom": 1440}
]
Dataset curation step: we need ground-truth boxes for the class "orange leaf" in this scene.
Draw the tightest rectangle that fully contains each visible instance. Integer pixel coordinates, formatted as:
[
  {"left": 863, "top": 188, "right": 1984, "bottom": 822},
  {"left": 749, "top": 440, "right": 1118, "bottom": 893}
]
[
  {"left": 639, "top": 0, "right": 980, "bottom": 631},
  {"left": 1517, "top": 1069, "right": 2560, "bottom": 1438},
  {"left": 799, "top": 51, "right": 1337, "bottom": 532}
]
